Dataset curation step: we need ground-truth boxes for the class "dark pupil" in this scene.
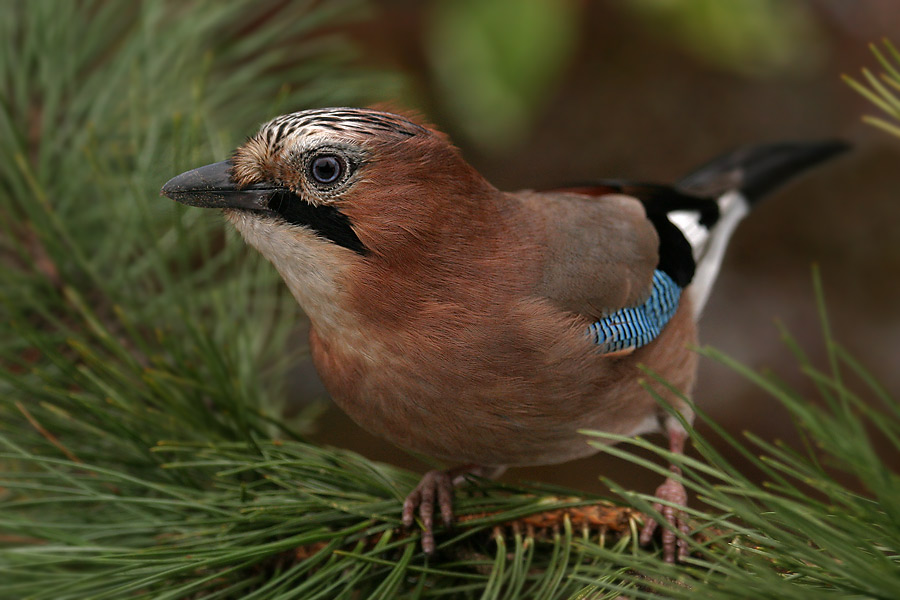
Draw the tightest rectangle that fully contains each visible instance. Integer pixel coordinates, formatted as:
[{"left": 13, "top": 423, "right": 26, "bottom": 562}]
[{"left": 311, "top": 155, "right": 341, "bottom": 184}]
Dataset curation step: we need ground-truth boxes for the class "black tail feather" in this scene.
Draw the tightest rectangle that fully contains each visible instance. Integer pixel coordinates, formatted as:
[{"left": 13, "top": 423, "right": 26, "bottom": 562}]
[{"left": 676, "top": 140, "right": 850, "bottom": 204}]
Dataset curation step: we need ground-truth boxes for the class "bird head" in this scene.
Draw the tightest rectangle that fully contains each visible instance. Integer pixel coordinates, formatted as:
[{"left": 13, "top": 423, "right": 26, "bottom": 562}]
[{"left": 161, "top": 107, "right": 502, "bottom": 333}]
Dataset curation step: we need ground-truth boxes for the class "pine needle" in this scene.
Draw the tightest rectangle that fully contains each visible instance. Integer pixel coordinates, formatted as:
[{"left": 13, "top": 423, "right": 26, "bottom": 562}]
[{"left": 845, "top": 38, "right": 900, "bottom": 138}]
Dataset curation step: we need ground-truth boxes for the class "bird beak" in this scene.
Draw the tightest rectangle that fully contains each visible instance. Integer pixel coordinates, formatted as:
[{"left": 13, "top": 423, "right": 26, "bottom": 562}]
[{"left": 160, "top": 160, "right": 280, "bottom": 210}]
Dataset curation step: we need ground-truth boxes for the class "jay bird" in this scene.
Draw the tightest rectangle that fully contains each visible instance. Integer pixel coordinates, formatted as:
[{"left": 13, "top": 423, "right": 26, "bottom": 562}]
[{"left": 162, "top": 107, "right": 847, "bottom": 562}]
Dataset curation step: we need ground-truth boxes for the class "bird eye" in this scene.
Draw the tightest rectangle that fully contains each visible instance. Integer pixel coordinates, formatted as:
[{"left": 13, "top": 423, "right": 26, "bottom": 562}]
[{"left": 310, "top": 154, "right": 342, "bottom": 184}]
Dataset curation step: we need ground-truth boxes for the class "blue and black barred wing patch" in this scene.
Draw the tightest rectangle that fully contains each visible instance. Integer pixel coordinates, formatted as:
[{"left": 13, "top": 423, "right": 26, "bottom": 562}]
[{"left": 588, "top": 270, "right": 682, "bottom": 352}]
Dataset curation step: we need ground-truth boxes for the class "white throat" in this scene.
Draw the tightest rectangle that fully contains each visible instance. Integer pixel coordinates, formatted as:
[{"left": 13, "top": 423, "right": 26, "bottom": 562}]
[{"left": 225, "top": 210, "right": 360, "bottom": 341}]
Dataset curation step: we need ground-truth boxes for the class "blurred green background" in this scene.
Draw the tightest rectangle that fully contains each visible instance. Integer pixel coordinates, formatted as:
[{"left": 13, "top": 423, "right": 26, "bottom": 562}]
[{"left": 292, "top": 0, "right": 900, "bottom": 495}]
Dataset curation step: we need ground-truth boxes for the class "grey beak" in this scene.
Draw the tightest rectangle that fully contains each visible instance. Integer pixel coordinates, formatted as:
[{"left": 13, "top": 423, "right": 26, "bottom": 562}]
[{"left": 160, "top": 160, "right": 281, "bottom": 210}]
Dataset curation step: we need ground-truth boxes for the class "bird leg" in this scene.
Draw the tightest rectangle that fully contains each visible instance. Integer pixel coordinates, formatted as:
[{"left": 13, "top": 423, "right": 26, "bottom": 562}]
[
  {"left": 639, "top": 420, "right": 691, "bottom": 563},
  {"left": 402, "top": 464, "right": 506, "bottom": 554}
]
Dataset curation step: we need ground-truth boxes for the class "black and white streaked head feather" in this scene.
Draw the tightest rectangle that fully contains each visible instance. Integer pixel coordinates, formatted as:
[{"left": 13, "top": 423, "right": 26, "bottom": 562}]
[{"left": 230, "top": 107, "right": 428, "bottom": 195}]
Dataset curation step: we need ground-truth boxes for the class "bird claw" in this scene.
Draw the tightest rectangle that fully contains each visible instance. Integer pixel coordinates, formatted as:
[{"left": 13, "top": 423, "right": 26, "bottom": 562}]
[
  {"left": 402, "top": 469, "right": 455, "bottom": 554},
  {"left": 639, "top": 470, "right": 691, "bottom": 563}
]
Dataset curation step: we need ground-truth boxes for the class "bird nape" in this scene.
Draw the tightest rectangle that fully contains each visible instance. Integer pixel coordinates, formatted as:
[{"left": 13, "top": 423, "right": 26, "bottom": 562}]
[{"left": 161, "top": 107, "right": 849, "bottom": 563}]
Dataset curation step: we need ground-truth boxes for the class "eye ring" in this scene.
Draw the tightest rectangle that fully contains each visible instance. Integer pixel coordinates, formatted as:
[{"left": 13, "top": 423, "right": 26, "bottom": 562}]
[{"left": 309, "top": 154, "right": 343, "bottom": 185}]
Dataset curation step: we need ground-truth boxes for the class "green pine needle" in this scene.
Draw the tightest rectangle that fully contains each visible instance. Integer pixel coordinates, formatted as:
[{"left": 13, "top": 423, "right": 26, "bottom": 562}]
[{"left": 844, "top": 38, "right": 900, "bottom": 138}]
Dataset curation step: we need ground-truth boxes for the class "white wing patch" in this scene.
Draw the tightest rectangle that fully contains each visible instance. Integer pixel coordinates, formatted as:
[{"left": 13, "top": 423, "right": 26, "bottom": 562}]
[
  {"left": 669, "top": 209, "right": 709, "bottom": 253},
  {"left": 680, "top": 190, "right": 749, "bottom": 318}
]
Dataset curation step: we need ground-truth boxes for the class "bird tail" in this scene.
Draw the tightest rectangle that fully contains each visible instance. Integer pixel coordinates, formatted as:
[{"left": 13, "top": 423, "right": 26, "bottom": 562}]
[{"left": 671, "top": 141, "right": 849, "bottom": 316}]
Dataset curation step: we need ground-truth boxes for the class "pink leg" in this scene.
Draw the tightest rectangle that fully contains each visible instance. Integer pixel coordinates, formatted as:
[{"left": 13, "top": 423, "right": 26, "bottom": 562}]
[
  {"left": 402, "top": 464, "right": 505, "bottom": 554},
  {"left": 639, "top": 420, "right": 691, "bottom": 563}
]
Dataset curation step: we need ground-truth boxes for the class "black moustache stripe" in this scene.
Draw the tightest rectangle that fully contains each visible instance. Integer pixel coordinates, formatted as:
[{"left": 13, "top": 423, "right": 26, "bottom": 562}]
[{"left": 267, "top": 191, "right": 367, "bottom": 255}]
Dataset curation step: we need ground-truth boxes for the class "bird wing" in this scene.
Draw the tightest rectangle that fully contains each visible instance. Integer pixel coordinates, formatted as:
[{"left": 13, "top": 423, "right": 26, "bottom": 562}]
[
  {"left": 556, "top": 181, "right": 720, "bottom": 287},
  {"left": 519, "top": 182, "right": 719, "bottom": 324},
  {"left": 516, "top": 188, "right": 658, "bottom": 322}
]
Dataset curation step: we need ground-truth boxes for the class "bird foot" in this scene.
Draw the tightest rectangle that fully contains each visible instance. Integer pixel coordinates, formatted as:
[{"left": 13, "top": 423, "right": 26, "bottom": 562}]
[
  {"left": 639, "top": 467, "right": 690, "bottom": 563},
  {"left": 402, "top": 469, "right": 455, "bottom": 554},
  {"left": 402, "top": 464, "right": 504, "bottom": 554}
]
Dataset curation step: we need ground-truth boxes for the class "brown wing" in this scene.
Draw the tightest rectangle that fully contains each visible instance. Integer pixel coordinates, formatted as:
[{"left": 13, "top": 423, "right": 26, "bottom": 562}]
[
  {"left": 552, "top": 181, "right": 721, "bottom": 288},
  {"left": 513, "top": 189, "right": 660, "bottom": 321}
]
